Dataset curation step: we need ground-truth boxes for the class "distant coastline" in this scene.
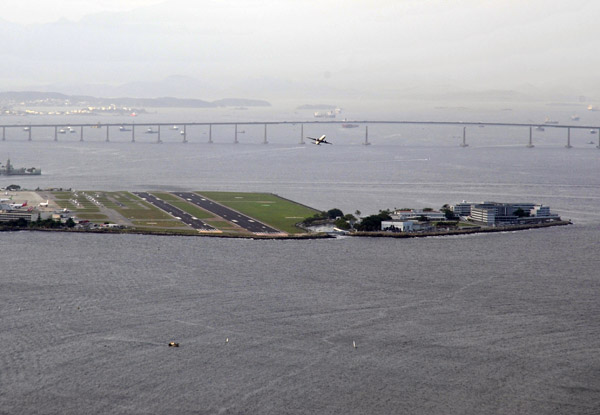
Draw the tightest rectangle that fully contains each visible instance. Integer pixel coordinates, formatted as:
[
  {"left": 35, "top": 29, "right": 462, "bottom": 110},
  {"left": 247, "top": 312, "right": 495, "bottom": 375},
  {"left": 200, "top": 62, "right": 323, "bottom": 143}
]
[{"left": 0, "top": 91, "right": 271, "bottom": 114}]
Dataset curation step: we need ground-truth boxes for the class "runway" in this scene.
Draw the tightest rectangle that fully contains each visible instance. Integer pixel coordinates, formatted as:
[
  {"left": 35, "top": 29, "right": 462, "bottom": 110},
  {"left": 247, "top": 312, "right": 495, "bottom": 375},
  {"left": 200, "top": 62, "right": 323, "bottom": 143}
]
[
  {"left": 173, "top": 192, "right": 283, "bottom": 234},
  {"left": 133, "top": 192, "right": 218, "bottom": 232}
]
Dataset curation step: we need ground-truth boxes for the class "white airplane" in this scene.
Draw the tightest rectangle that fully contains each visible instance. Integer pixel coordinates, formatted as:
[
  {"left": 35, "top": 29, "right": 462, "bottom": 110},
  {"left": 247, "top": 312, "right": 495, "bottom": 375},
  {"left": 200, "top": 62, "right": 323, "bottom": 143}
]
[
  {"left": 9, "top": 201, "right": 27, "bottom": 209},
  {"left": 306, "top": 135, "right": 332, "bottom": 145},
  {"left": 39, "top": 200, "right": 49, "bottom": 207}
]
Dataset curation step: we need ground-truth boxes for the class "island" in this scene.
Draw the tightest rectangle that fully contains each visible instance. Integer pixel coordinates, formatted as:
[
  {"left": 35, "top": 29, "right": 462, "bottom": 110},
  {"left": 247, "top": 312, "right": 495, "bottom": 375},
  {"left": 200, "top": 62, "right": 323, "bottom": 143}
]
[{"left": 0, "top": 189, "right": 569, "bottom": 238}]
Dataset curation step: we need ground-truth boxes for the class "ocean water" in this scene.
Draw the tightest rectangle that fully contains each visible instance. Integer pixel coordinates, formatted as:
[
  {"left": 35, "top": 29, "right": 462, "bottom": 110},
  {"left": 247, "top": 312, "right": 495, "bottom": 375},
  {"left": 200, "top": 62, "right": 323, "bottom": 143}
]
[{"left": 1, "top": 104, "right": 599, "bottom": 414}]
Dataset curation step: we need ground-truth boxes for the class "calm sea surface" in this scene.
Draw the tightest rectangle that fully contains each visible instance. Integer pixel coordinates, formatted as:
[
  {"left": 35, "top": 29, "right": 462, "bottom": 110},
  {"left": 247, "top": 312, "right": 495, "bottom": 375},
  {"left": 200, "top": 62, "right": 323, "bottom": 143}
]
[{"left": 1, "top": 104, "right": 599, "bottom": 414}]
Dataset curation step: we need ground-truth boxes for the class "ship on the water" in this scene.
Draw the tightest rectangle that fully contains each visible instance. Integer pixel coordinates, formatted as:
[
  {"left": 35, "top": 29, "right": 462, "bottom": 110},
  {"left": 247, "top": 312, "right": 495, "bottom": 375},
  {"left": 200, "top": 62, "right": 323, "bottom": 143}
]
[{"left": 0, "top": 158, "right": 41, "bottom": 175}]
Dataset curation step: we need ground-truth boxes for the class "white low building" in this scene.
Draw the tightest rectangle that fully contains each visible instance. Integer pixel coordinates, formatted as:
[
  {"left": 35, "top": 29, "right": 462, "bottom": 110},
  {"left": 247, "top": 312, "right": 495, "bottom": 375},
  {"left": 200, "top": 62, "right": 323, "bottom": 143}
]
[
  {"left": 391, "top": 210, "right": 446, "bottom": 221},
  {"left": 381, "top": 220, "right": 430, "bottom": 232}
]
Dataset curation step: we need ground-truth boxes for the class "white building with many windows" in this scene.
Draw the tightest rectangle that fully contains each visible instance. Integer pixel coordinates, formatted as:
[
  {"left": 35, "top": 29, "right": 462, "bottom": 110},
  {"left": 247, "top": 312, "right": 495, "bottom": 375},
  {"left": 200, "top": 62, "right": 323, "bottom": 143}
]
[{"left": 466, "top": 201, "right": 559, "bottom": 225}]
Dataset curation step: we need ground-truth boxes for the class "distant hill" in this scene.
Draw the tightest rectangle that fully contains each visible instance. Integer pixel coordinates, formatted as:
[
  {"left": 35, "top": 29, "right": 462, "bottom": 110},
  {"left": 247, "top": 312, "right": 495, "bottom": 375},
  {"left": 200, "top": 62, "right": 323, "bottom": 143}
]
[{"left": 0, "top": 91, "right": 270, "bottom": 108}]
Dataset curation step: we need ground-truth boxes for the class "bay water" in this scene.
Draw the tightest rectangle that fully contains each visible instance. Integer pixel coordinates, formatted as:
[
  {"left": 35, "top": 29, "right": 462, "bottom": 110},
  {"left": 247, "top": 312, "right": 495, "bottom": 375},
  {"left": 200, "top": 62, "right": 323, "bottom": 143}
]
[{"left": 1, "top": 103, "right": 599, "bottom": 414}]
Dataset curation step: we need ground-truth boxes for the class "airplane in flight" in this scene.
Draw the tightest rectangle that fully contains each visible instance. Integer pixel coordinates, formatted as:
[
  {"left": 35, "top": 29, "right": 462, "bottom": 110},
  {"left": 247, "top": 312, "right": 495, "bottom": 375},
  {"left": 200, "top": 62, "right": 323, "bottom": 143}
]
[{"left": 306, "top": 135, "right": 332, "bottom": 145}]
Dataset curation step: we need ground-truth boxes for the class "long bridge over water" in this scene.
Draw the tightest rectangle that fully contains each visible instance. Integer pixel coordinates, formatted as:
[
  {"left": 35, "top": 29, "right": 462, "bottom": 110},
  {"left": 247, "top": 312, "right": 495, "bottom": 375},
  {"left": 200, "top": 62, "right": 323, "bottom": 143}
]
[{"left": 1, "top": 120, "right": 599, "bottom": 148}]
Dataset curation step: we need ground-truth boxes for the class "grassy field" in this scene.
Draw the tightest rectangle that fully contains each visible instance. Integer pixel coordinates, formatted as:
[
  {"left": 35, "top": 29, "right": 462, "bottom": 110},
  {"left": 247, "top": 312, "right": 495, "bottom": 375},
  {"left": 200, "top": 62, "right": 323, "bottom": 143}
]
[
  {"left": 52, "top": 191, "right": 101, "bottom": 213},
  {"left": 102, "top": 192, "right": 173, "bottom": 221},
  {"left": 75, "top": 213, "right": 109, "bottom": 220},
  {"left": 49, "top": 190, "right": 319, "bottom": 236},
  {"left": 131, "top": 220, "right": 189, "bottom": 228},
  {"left": 197, "top": 191, "right": 318, "bottom": 234}
]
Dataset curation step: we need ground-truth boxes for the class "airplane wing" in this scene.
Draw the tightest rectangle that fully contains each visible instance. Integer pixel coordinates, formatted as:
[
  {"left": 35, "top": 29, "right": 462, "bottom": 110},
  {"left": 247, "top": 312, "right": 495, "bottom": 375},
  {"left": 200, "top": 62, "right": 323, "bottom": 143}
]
[{"left": 306, "top": 136, "right": 332, "bottom": 145}]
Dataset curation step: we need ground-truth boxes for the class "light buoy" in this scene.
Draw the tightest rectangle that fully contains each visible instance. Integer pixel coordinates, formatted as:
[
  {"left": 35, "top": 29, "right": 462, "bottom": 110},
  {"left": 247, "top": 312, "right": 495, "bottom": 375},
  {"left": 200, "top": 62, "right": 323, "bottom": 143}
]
[
  {"left": 168, "top": 341, "right": 179, "bottom": 347},
  {"left": 353, "top": 341, "right": 356, "bottom": 349}
]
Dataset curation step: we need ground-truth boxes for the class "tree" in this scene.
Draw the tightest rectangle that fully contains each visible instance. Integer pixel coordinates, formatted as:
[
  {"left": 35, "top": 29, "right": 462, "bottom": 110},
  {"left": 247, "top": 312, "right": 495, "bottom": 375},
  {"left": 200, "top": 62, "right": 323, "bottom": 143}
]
[
  {"left": 301, "top": 211, "right": 329, "bottom": 226},
  {"left": 326, "top": 208, "right": 344, "bottom": 219},
  {"left": 334, "top": 217, "right": 351, "bottom": 230},
  {"left": 65, "top": 218, "right": 76, "bottom": 228},
  {"left": 441, "top": 204, "right": 456, "bottom": 220},
  {"left": 355, "top": 210, "right": 392, "bottom": 232}
]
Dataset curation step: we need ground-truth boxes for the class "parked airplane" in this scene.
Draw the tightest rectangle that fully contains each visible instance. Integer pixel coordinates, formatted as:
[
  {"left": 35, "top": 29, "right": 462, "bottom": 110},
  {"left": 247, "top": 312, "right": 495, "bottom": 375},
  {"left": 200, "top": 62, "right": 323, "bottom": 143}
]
[
  {"left": 9, "top": 201, "right": 27, "bottom": 209},
  {"left": 39, "top": 200, "right": 49, "bottom": 207},
  {"left": 306, "top": 135, "right": 332, "bottom": 145}
]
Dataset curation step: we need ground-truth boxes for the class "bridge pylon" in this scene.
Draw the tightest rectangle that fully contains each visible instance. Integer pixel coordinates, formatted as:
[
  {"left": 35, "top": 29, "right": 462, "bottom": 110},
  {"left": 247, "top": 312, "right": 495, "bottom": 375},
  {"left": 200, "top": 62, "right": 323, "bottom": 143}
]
[
  {"left": 527, "top": 126, "right": 534, "bottom": 148},
  {"left": 263, "top": 124, "right": 268, "bottom": 144},
  {"left": 565, "top": 127, "right": 572, "bottom": 148},
  {"left": 363, "top": 125, "right": 371, "bottom": 145},
  {"left": 460, "top": 126, "right": 468, "bottom": 147}
]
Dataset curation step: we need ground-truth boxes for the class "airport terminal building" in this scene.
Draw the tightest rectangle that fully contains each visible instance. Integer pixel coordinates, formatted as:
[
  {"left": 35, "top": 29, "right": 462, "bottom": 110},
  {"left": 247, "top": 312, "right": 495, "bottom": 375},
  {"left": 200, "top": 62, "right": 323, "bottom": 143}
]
[{"left": 452, "top": 201, "right": 560, "bottom": 226}]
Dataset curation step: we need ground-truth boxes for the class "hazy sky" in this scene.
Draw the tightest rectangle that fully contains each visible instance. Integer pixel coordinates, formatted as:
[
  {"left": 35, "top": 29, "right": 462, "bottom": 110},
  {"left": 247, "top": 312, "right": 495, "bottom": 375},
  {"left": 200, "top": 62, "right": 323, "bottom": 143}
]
[
  {"left": 1, "top": 0, "right": 599, "bottom": 100},
  {"left": 2, "top": 1, "right": 165, "bottom": 24}
]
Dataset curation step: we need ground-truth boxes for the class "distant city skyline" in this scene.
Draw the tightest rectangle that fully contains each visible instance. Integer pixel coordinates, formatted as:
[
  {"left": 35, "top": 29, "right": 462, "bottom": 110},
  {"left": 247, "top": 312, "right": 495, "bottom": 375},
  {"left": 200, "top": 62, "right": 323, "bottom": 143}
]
[{"left": 1, "top": 1, "right": 599, "bottom": 102}]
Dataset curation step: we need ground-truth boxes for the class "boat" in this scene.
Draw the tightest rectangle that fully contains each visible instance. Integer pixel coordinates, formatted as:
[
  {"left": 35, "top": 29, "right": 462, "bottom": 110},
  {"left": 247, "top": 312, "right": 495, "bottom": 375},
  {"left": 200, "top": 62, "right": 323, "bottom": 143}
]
[
  {"left": 590, "top": 129, "right": 597, "bottom": 134},
  {"left": 170, "top": 125, "right": 179, "bottom": 130},
  {"left": 535, "top": 126, "right": 545, "bottom": 132},
  {"left": 588, "top": 105, "right": 597, "bottom": 111},
  {"left": 544, "top": 117, "right": 559, "bottom": 124},
  {"left": 145, "top": 127, "right": 156, "bottom": 134},
  {"left": 571, "top": 115, "right": 580, "bottom": 121},
  {"left": 23, "top": 127, "right": 30, "bottom": 131},
  {"left": 341, "top": 123, "right": 359, "bottom": 128},
  {"left": 58, "top": 128, "right": 66, "bottom": 134},
  {"left": 0, "top": 158, "right": 41, "bottom": 176}
]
